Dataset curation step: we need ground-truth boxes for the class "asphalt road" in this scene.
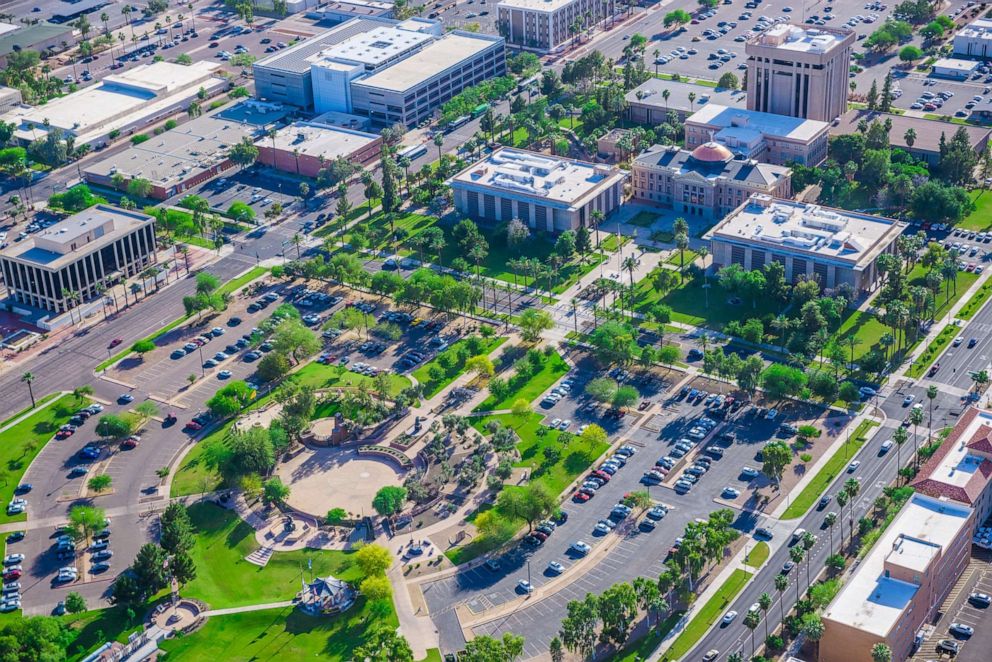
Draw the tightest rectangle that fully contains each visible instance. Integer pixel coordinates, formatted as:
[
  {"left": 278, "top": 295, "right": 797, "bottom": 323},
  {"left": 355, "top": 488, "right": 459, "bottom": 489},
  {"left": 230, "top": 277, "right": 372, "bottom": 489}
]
[
  {"left": 686, "top": 382, "right": 967, "bottom": 661},
  {"left": 928, "top": 290, "right": 992, "bottom": 391}
]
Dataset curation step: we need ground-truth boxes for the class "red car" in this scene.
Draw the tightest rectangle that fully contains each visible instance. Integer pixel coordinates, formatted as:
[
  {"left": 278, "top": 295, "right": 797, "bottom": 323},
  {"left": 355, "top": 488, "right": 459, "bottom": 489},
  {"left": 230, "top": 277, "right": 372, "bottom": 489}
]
[
  {"left": 573, "top": 492, "right": 591, "bottom": 503},
  {"left": 929, "top": 363, "right": 940, "bottom": 377},
  {"left": 121, "top": 438, "right": 138, "bottom": 449},
  {"left": 184, "top": 420, "right": 203, "bottom": 431},
  {"left": 55, "top": 429, "right": 74, "bottom": 439},
  {"left": 108, "top": 338, "right": 122, "bottom": 348},
  {"left": 530, "top": 531, "right": 548, "bottom": 542},
  {"left": 2, "top": 570, "right": 21, "bottom": 581}
]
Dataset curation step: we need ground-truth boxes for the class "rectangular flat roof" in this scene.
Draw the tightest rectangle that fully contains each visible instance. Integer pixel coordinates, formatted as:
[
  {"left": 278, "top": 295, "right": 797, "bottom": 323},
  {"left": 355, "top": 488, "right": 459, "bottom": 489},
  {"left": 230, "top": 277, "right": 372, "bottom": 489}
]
[
  {"left": 0, "top": 22, "right": 73, "bottom": 56},
  {"left": 354, "top": 32, "right": 498, "bottom": 92},
  {"left": 822, "top": 494, "right": 971, "bottom": 636},
  {"left": 958, "top": 18, "right": 992, "bottom": 38},
  {"left": 253, "top": 18, "right": 393, "bottom": 74},
  {"left": 687, "top": 104, "right": 829, "bottom": 143},
  {"left": 256, "top": 121, "right": 379, "bottom": 159},
  {"left": 319, "top": 26, "right": 433, "bottom": 67},
  {"left": 831, "top": 110, "right": 991, "bottom": 154},
  {"left": 497, "top": 0, "right": 581, "bottom": 11},
  {"left": 450, "top": 148, "right": 626, "bottom": 207},
  {"left": 912, "top": 407, "right": 992, "bottom": 505},
  {"left": 934, "top": 58, "right": 981, "bottom": 71},
  {"left": 626, "top": 78, "right": 746, "bottom": 113},
  {"left": 750, "top": 24, "right": 849, "bottom": 54},
  {"left": 707, "top": 196, "right": 904, "bottom": 267},
  {"left": 83, "top": 101, "right": 289, "bottom": 187},
  {"left": 0, "top": 205, "right": 153, "bottom": 269},
  {"left": 3, "top": 61, "right": 220, "bottom": 137}
]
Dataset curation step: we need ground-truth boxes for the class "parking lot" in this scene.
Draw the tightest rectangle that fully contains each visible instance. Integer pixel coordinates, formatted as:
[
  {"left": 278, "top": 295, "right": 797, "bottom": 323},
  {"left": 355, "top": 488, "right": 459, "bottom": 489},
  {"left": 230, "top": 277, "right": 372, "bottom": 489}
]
[{"left": 913, "top": 548, "right": 992, "bottom": 661}]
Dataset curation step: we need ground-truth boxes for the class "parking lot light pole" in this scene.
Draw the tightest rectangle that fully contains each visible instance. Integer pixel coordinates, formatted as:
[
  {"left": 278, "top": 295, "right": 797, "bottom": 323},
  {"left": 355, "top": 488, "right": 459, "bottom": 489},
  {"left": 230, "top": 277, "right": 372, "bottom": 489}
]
[{"left": 197, "top": 345, "right": 205, "bottom": 377}]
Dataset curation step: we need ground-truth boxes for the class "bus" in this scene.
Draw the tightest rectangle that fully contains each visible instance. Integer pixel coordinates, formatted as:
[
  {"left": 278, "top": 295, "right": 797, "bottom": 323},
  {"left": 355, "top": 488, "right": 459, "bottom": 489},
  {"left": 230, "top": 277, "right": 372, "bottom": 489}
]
[
  {"left": 446, "top": 115, "right": 471, "bottom": 132},
  {"left": 471, "top": 103, "right": 490, "bottom": 119},
  {"left": 398, "top": 143, "right": 428, "bottom": 161}
]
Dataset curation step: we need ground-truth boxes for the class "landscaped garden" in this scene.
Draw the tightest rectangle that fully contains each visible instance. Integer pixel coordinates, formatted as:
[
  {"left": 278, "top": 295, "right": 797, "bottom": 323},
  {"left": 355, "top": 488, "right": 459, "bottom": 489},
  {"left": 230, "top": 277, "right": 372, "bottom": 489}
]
[
  {"left": 412, "top": 335, "right": 507, "bottom": 398},
  {"left": 661, "top": 569, "right": 752, "bottom": 661},
  {"left": 0, "top": 392, "right": 89, "bottom": 524},
  {"left": 474, "top": 348, "right": 569, "bottom": 411}
]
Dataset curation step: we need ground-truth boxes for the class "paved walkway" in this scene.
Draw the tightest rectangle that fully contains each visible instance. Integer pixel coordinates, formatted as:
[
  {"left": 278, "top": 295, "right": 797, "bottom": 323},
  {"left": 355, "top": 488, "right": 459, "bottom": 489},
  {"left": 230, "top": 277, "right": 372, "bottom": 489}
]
[{"left": 202, "top": 601, "right": 295, "bottom": 617}]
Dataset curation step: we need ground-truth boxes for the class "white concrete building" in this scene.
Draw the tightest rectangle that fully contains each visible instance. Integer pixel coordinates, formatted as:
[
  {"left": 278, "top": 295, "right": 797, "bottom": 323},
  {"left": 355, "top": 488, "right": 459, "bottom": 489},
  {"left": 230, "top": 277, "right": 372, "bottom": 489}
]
[
  {"left": 1, "top": 61, "right": 226, "bottom": 148},
  {"left": 932, "top": 57, "right": 981, "bottom": 80},
  {"left": 954, "top": 18, "right": 992, "bottom": 60},
  {"left": 450, "top": 148, "right": 627, "bottom": 233},
  {"left": 704, "top": 195, "right": 906, "bottom": 293},
  {"left": 684, "top": 104, "right": 830, "bottom": 166}
]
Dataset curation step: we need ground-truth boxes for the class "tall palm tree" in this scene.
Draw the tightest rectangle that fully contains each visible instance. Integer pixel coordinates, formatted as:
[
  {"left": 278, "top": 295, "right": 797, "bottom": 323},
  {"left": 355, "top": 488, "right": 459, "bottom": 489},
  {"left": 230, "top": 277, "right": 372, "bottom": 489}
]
[
  {"left": 824, "top": 511, "right": 838, "bottom": 556},
  {"left": 801, "top": 614, "right": 825, "bottom": 660},
  {"left": 790, "top": 545, "right": 805, "bottom": 601},
  {"left": 893, "top": 425, "right": 908, "bottom": 476},
  {"left": 621, "top": 255, "right": 639, "bottom": 286},
  {"left": 743, "top": 610, "right": 760, "bottom": 658},
  {"left": 758, "top": 592, "right": 771, "bottom": 640},
  {"left": 774, "top": 573, "right": 788, "bottom": 622},
  {"left": 802, "top": 531, "right": 816, "bottom": 587},
  {"left": 909, "top": 405, "right": 924, "bottom": 465},
  {"left": 926, "top": 384, "right": 938, "bottom": 445},
  {"left": 21, "top": 372, "right": 36, "bottom": 409},
  {"left": 844, "top": 477, "right": 861, "bottom": 547}
]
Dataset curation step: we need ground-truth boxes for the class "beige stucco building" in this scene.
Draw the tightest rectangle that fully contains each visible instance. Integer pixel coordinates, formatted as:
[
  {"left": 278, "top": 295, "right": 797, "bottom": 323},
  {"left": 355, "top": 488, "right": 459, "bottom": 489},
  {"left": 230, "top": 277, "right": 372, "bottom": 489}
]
[
  {"left": 497, "top": 0, "right": 616, "bottom": 53},
  {"left": 746, "top": 24, "right": 855, "bottom": 122},
  {"left": 684, "top": 104, "right": 830, "bottom": 166},
  {"left": 632, "top": 143, "right": 791, "bottom": 219}
]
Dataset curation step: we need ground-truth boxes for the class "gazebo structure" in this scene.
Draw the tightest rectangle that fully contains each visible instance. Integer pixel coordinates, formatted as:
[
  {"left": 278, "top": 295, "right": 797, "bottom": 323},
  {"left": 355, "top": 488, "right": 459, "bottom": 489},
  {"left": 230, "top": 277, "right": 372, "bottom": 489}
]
[{"left": 297, "top": 575, "right": 356, "bottom": 616}]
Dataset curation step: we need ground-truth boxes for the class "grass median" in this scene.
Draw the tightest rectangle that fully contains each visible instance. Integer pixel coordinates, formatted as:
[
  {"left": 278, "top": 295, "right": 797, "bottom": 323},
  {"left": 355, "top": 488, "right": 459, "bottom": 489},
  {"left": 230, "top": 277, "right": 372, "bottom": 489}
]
[
  {"left": 0, "top": 391, "right": 61, "bottom": 429},
  {"left": 744, "top": 541, "right": 769, "bottom": 569},
  {"left": 661, "top": 569, "right": 752, "bottom": 661},
  {"left": 957, "top": 278, "right": 992, "bottom": 321},
  {"left": 781, "top": 418, "right": 880, "bottom": 520},
  {"left": 907, "top": 323, "right": 958, "bottom": 379}
]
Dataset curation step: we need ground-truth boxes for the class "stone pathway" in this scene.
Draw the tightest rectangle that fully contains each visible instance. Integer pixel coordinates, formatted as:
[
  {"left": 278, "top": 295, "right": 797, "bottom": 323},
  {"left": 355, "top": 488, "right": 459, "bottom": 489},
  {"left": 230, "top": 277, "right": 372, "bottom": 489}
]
[
  {"left": 245, "top": 546, "right": 274, "bottom": 567},
  {"left": 202, "top": 601, "right": 295, "bottom": 617}
]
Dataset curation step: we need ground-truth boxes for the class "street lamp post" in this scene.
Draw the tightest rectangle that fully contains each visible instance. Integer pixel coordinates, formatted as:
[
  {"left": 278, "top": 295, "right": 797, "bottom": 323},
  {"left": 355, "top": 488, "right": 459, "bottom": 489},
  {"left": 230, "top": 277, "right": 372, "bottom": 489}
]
[{"left": 197, "top": 344, "right": 205, "bottom": 377}]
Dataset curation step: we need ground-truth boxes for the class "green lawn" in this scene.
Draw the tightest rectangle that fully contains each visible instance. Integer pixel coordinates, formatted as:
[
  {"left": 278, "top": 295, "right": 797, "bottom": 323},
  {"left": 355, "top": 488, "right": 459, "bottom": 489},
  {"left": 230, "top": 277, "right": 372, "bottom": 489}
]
[
  {"left": 832, "top": 311, "right": 889, "bottom": 363},
  {"left": 474, "top": 350, "right": 569, "bottom": 411},
  {"left": 634, "top": 274, "right": 779, "bottom": 331},
  {"left": 64, "top": 606, "right": 146, "bottom": 661},
  {"left": 744, "top": 541, "right": 770, "bottom": 569},
  {"left": 171, "top": 364, "right": 410, "bottom": 496},
  {"left": 216, "top": 266, "right": 269, "bottom": 297},
  {"left": 907, "top": 264, "right": 978, "bottom": 317},
  {"left": 344, "top": 211, "right": 437, "bottom": 252},
  {"left": 666, "top": 249, "right": 699, "bottom": 269},
  {"left": 313, "top": 205, "right": 368, "bottom": 239},
  {"left": 781, "top": 419, "right": 880, "bottom": 520},
  {"left": 182, "top": 502, "right": 359, "bottom": 608},
  {"left": 599, "top": 234, "right": 630, "bottom": 253},
  {"left": 412, "top": 336, "right": 507, "bottom": 398},
  {"left": 907, "top": 323, "right": 959, "bottom": 379},
  {"left": 626, "top": 211, "right": 662, "bottom": 228},
  {"left": 0, "top": 393, "right": 89, "bottom": 524},
  {"left": 159, "top": 600, "right": 394, "bottom": 661},
  {"left": 418, "top": 649, "right": 443, "bottom": 662},
  {"left": 960, "top": 189, "right": 992, "bottom": 231},
  {"left": 0, "top": 391, "right": 61, "bottom": 429},
  {"left": 957, "top": 277, "right": 992, "bottom": 320},
  {"left": 609, "top": 611, "right": 685, "bottom": 662},
  {"left": 661, "top": 569, "right": 752, "bottom": 661},
  {"left": 430, "top": 225, "right": 605, "bottom": 294},
  {"left": 471, "top": 412, "right": 610, "bottom": 496}
]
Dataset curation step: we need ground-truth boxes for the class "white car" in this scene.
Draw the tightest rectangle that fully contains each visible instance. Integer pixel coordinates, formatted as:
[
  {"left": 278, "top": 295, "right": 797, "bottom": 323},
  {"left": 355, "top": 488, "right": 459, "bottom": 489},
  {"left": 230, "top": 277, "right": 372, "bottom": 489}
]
[
  {"left": 847, "top": 460, "right": 861, "bottom": 472},
  {"left": 741, "top": 466, "right": 759, "bottom": 478},
  {"left": 880, "top": 440, "right": 893, "bottom": 453},
  {"left": 722, "top": 487, "right": 741, "bottom": 498},
  {"left": 722, "top": 610, "right": 738, "bottom": 625},
  {"left": 2, "top": 554, "right": 23, "bottom": 565},
  {"left": 571, "top": 541, "right": 591, "bottom": 555},
  {"left": 547, "top": 561, "right": 564, "bottom": 574},
  {"left": 517, "top": 579, "right": 534, "bottom": 594}
]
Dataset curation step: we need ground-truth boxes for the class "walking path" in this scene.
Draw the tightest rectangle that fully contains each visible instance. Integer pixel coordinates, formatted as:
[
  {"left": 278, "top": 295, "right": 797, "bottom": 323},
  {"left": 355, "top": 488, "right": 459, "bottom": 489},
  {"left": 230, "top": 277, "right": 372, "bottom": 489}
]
[{"left": 202, "top": 601, "right": 295, "bottom": 617}]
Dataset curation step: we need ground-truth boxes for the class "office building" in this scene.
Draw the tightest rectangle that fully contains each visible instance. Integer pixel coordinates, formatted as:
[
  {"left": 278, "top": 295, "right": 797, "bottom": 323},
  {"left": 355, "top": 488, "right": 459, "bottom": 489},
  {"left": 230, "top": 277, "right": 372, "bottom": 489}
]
[
  {"left": 830, "top": 110, "right": 992, "bottom": 168},
  {"left": 704, "top": 195, "right": 906, "bottom": 293},
  {"left": 349, "top": 31, "right": 506, "bottom": 126},
  {"left": 255, "top": 121, "right": 382, "bottom": 177},
  {"left": 0, "top": 206, "right": 157, "bottom": 315},
  {"left": 1, "top": 61, "right": 226, "bottom": 148},
  {"left": 497, "top": 0, "right": 616, "bottom": 53},
  {"left": 626, "top": 78, "right": 746, "bottom": 124},
  {"left": 632, "top": 143, "right": 791, "bottom": 219},
  {"left": 450, "top": 148, "right": 627, "bottom": 233},
  {"left": 83, "top": 101, "right": 289, "bottom": 201},
  {"left": 746, "top": 24, "right": 855, "bottom": 122},
  {"left": 253, "top": 17, "right": 400, "bottom": 109},
  {"left": 0, "top": 85, "right": 21, "bottom": 115},
  {"left": 931, "top": 57, "right": 981, "bottom": 80},
  {"left": 0, "top": 21, "right": 75, "bottom": 67},
  {"left": 820, "top": 493, "right": 973, "bottom": 662},
  {"left": 954, "top": 19, "right": 992, "bottom": 60},
  {"left": 685, "top": 104, "right": 829, "bottom": 166},
  {"left": 254, "top": 17, "right": 505, "bottom": 126},
  {"left": 912, "top": 406, "right": 992, "bottom": 528},
  {"left": 311, "top": 0, "right": 395, "bottom": 24}
]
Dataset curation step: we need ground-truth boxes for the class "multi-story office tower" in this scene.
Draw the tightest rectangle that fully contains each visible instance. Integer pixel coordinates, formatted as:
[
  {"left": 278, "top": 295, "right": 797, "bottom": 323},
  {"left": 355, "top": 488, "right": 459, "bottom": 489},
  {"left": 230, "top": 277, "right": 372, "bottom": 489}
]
[
  {"left": 745, "top": 24, "right": 854, "bottom": 122},
  {"left": 0, "top": 206, "right": 157, "bottom": 314},
  {"left": 497, "top": 0, "right": 616, "bottom": 54}
]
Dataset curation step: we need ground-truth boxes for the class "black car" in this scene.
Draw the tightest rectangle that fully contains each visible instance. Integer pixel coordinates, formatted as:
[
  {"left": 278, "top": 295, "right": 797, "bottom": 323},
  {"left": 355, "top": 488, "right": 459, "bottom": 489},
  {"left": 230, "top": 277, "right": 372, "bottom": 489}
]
[{"left": 6, "top": 532, "right": 24, "bottom": 543}]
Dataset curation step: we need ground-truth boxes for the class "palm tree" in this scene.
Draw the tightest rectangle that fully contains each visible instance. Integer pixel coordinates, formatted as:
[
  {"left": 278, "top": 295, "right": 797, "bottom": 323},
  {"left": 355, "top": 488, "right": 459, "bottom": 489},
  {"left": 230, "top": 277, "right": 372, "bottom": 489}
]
[
  {"left": 893, "top": 425, "right": 908, "bottom": 475},
  {"left": 774, "top": 573, "right": 788, "bottom": 622},
  {"left": 758, "top": 592, "right": 772, "bottom": 640},
  {"left": 743, "top": 610, "right": 761, "bottom": 658},
  {"left": 836, "top": 490, "right": 849, "bottom": 542},
  {"left": 802, "top": 531, "right": 816, "bottom": 587},
  {"left": 801, "top": 614, "right": 825, "bottom": 660},
  {"left": 844, "top": 477, "right": 861, "bottom": 547},
  {"left": 871, "top": 642, "right": 893, "bottom": 662},
  {"left": 621, "top": 255, "right": 639, "bottom": 286},
  {"left": 790, "top": 545, "right": 805, "bottom": 601},
  {"left": 926, "top": 384, "right": 938, "bottom": 445},
  {"left": 727, "top": 654, "right": 744, "bottom": 662},
  {"left": 909, "top": 405, "right": 925, "bottom": 465},
  {"left": 433, "top": 132, "right": 444, "bottom": 160},
  {"left": 824, "top": 511, "right": 838, "bottom": 556},
  {"left": 903, "top": 127, "right": 917, "bottom": 148},
  {"left": 972, "top": 369, "right": 989, "bottom": 397},
  {"left": 20, "top": 372, "right": 36, "bottom": 409}
]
